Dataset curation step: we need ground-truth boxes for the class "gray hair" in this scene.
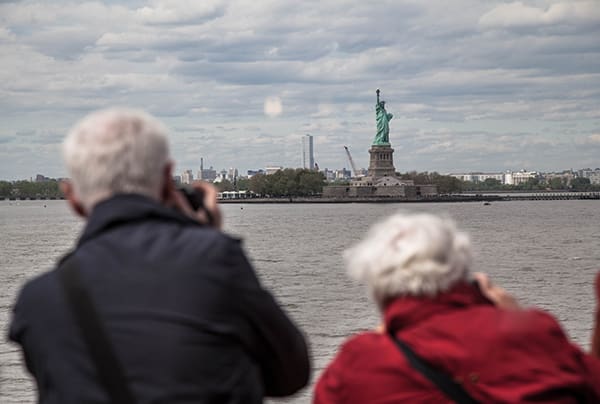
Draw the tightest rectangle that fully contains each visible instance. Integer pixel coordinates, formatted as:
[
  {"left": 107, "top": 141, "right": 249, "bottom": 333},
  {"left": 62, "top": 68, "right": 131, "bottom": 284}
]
[
  {"left": 345, "top": 212, "right": 472, "bottom": 307},
  {"left": 62, "top": 108, "right": 170, "bottom": 211}
]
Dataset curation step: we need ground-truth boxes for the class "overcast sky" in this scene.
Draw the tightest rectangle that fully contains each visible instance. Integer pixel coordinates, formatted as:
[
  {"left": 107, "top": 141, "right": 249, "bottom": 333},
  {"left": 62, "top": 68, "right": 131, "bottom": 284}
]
[{"left": 1, "top": 0, "right": 599, "bottom": 180}]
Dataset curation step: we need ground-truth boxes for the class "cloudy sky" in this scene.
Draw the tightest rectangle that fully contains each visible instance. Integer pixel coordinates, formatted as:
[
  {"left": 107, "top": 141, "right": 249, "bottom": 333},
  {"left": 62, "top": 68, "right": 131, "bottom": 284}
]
[{"left": 1, "top": 0, "right": 599, "bottom": 180}]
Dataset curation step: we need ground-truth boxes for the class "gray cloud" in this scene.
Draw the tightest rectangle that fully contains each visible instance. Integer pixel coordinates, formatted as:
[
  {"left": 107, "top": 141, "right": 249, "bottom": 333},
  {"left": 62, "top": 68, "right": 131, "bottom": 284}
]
[
  {"left": 0, "top": 135, "right": 15, "bottom": 143},
  {"left": 0, "top": 0, "right": 599, "bottom": 179}
]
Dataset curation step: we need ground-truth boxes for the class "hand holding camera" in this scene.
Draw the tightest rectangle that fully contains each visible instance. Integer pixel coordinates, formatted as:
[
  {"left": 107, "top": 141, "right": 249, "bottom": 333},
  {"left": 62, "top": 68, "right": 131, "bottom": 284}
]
[{"left": 170, "top": 181, "right": 222, "bottom": 229}]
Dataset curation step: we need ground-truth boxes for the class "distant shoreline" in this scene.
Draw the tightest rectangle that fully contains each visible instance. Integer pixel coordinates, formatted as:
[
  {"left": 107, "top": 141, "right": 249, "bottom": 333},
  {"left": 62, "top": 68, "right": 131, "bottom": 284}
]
[
  {"left": 2, "top": 192, "right": 599, "bottom": 204},
  {"left": 218, "top": 192, "right": 600, "bottom": 203}
]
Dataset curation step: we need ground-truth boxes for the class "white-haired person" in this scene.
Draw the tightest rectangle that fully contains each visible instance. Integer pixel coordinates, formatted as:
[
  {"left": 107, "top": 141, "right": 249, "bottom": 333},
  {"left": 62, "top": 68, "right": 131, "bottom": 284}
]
[
  {"left": 314, "top": 213, "right": 600, "bottom": 404},
  {"left": 9, "top": 109, "right": 310, "bottom": 404}
]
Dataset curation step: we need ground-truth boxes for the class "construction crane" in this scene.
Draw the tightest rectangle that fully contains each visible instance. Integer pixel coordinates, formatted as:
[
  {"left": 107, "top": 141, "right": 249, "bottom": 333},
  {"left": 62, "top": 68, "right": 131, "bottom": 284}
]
[{"left": 344, "top": 146, "right": 359, "bottom": 177}]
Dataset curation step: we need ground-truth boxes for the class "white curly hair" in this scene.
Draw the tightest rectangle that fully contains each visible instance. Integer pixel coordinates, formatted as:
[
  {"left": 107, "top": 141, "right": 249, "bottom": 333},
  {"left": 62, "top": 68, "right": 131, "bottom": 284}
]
[
  {"left": 345, "top": 212, "right": 472, "bottom": 307},
  {"left": 62, "top": 108, "right": 170, "bottom": 211}
]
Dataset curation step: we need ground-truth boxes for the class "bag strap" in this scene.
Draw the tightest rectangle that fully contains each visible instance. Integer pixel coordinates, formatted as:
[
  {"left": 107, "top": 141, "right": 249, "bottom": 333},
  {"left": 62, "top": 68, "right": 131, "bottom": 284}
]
[
  {"left": 58, "top": 256, "right": 136, "bottom": 404},
  {"left": 389, "top": 331, "right": 478, "bottom": 404}
]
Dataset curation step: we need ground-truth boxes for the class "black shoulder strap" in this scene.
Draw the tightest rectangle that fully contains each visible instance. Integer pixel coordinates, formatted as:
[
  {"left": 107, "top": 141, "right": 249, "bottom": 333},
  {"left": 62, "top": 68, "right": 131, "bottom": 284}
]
[
  {"left": 58, "top": 256, "right": 136, "bottom": 404},
  {"left": 389, "top": 331, "right": 478, "bottom": 404}
]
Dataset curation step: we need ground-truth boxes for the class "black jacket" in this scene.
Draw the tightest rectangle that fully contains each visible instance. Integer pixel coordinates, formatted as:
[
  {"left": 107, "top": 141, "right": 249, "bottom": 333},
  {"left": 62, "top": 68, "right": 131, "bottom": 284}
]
[{"left": 9, "top": 194, "right": 310, "bottom": 403}]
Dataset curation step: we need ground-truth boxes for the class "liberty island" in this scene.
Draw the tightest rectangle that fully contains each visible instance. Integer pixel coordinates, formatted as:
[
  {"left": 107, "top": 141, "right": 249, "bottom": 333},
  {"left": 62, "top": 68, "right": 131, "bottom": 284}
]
[{"left": 323, "top": 89, "right": 438, "bottom": 199}]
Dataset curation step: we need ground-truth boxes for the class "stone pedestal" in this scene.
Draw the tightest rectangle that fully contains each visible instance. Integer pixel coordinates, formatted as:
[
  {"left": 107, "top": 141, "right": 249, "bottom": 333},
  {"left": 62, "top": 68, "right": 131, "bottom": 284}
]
[{"left": 368, "top": 145, "right": 396, "bottom": 177}]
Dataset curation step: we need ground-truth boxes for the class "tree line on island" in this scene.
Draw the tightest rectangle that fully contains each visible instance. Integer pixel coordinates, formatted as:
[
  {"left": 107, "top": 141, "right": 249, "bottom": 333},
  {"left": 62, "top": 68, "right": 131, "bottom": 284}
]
[
  {"left": 0, "top": 179, "right": 64, "bottom": 200},
  {"left": 215, "top": 169, "right": 326, "bottom": 197},
  {"left": 203, "top": 170, "right": 599, "bottom": 196},
  {"left": 1, "top": 171, "right": 597, "bottom": 200}
]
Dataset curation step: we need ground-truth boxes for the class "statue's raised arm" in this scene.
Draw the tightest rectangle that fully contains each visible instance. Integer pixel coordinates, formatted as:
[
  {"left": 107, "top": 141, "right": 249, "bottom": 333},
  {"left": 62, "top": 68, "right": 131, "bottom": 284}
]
[{"left": 373, "top": 89, "right": 393, "bottom": 145}]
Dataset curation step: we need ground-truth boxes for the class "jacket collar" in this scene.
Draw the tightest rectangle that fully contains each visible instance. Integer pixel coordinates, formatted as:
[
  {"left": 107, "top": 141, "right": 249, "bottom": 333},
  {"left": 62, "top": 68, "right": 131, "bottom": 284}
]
[
  {"left": 384, "top": 282, "right": 493, "bottom": 333},
  {"left": 78, "top": 194, "right": 199, "bottom": 246}
]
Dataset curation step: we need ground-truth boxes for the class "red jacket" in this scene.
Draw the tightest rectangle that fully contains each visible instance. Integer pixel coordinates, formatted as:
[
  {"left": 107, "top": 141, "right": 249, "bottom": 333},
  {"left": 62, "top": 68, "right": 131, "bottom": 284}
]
[
  {"left": 592, "top": 273, "right": 600, "bottom": 357},
  {"left": 314, "top": 282, "right": 600, "bottom": 403}
]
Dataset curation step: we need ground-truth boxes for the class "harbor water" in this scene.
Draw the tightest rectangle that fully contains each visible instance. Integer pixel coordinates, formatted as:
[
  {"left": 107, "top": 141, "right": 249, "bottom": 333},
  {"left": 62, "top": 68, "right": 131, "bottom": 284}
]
[{"left": 1, "top": 200, "right": 599, "bottom": 403}]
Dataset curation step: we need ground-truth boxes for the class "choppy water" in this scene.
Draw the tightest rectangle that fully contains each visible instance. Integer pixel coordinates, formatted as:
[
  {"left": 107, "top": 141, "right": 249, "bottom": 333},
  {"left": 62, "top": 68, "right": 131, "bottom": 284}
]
[{"left": 1, "top": 200, "right": 599, "bottom": 403}]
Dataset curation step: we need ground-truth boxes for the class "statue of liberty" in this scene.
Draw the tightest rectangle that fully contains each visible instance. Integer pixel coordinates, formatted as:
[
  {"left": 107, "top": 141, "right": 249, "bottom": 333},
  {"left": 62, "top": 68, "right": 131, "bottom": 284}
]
[{"left": 373, "top": 89, "right": 393, "bottom": 145}]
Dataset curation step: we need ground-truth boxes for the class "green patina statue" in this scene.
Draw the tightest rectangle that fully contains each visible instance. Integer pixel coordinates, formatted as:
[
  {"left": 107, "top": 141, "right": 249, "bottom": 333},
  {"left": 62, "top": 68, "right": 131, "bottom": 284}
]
[{"left": 373, "top": 89, "right": 393, "bottom": 145}]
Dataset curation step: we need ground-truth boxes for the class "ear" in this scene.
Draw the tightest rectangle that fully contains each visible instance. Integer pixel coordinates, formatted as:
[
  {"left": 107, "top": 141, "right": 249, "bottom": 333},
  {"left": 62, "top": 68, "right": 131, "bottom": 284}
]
[{"left": 60, "top": 180, "right": 87, "bottom": 218}]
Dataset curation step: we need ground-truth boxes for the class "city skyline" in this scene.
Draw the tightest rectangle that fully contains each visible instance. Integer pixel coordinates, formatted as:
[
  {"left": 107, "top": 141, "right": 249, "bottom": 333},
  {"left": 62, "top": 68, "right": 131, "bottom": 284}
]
[
  {"left": 3, "top": 128, "right": 600, "bottom": 183},
  {"left": 1, "top": 1, "right": 599, "bottom": 180},
  {"left": 7, "top": 162, "right": 598, "bottom": 184}
]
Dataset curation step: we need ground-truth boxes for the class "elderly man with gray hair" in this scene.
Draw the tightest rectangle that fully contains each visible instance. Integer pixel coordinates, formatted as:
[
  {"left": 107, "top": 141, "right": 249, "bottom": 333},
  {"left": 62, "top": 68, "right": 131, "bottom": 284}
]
[
  {"left": 314, "top": 212, "right": 600, "bottom": 403},
  {"left": 9, "top": 108, "right": 310, "bottom": 404}
]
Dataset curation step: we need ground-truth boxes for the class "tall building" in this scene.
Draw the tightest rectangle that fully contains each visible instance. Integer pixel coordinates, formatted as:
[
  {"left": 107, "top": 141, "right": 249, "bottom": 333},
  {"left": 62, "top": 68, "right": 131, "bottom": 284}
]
[
  {"left": 197, "top": 157, "right": 205, "bottom": 180},
  {"left": 198, "top": 167, "right": 217, "bottom": 182},
  {"left": 265, "top": 166, "right": 283, "bottom": 175},
  {"left": 227, "top": 167, "right": 238, "bottom": 180},
  {"left": 182, "top": 170, "right": 194, "bottom": 184},
  {"left": 247, "top": 169, "right": 265, "bottom": 178},
  {"left": 197, "top": 157, "right": 217, "bottom": 182},
  {"left": 302, "top": 134, "right": 315, "bottom": 170}
]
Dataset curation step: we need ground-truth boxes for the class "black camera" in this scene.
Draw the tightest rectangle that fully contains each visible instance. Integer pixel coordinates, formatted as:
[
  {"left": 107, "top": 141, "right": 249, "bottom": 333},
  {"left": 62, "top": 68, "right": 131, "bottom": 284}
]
[
  {"left": 177, "top": 185, "right": 205, "bottom": 211},
  {"left": 176, "top": 184, "right": 216, "bottom": 226}
]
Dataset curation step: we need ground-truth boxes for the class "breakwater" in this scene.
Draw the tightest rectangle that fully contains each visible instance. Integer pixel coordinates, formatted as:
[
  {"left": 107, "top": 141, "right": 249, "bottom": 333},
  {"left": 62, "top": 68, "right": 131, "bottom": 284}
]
[
  {"left": 499, "top": 192, "right": 600, "bottom": 201},
  {"left": 218, "top": 192, "right": 600, "bottom": 203},
  {"left": 2, "top": 192, "right": 598, "bottom": 203}
]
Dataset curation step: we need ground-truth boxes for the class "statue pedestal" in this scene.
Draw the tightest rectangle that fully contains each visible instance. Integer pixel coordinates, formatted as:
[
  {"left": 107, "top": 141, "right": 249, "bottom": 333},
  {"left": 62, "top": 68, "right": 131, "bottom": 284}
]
[{"left": 368, "top": 145, "right": 396, "bottom": 177}]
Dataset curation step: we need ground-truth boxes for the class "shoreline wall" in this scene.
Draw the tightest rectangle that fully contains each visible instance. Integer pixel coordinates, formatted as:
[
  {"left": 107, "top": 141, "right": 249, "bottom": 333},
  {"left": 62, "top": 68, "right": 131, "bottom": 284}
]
[
  {"left": 217, "top": 192, "right": 600, "bottom": 203},
  {"left": 3, "top": 193, "right": 599, "bottom": 203}
]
